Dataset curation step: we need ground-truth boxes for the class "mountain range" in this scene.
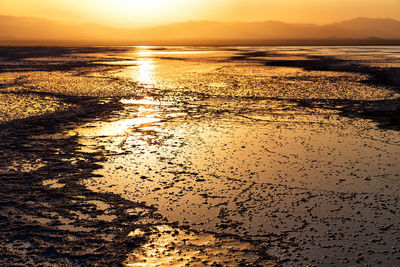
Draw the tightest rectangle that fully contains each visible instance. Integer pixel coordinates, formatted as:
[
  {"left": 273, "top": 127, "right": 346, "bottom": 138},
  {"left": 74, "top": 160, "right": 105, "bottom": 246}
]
[{"left": 1, "top": 15, "right": 400, "bottom": 45}]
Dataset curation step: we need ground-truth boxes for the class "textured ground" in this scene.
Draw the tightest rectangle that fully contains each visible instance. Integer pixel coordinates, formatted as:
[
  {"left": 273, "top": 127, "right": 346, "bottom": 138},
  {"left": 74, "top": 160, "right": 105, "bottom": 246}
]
[{"left": 1, "top": 46, "right": 400, "bottom": 266}]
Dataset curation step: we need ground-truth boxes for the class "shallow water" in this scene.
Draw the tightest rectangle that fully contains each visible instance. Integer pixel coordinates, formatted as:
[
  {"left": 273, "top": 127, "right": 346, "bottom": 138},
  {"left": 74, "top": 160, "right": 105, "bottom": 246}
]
[
  {"left": 1, "top": 45, "right": 400, "bottom": 266},
  {"left": 78, "top": 95, "right": 400, "bottom": 266}
]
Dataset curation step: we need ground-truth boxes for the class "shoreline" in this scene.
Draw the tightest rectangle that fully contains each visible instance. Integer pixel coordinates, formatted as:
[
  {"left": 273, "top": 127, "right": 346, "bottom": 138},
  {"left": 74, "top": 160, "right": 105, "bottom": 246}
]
[{"left": 2, "top": 39, "right": 400, "bottom": 47}]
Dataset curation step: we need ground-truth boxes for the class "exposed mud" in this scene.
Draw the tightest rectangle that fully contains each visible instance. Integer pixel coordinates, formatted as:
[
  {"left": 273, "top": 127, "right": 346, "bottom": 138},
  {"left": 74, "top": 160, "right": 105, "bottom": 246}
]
[
  {"left": 1, "top": 45, "right": 400, "bottom": 266},
  {"left": 0, "top": 96, "right": 276, "bottom": 266}
]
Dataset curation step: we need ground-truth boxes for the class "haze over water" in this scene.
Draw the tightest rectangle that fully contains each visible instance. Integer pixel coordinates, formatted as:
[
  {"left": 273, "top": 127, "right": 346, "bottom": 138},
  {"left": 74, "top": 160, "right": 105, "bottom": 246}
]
[{"left": 1, "top": 46, "right": 400, "bottom": 266}]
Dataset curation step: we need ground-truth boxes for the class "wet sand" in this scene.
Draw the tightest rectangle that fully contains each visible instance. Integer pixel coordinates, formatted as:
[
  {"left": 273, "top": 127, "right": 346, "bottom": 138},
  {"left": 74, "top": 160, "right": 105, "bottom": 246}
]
[{"left": 1, "top": 46, "right": 400, "bottom": 266}]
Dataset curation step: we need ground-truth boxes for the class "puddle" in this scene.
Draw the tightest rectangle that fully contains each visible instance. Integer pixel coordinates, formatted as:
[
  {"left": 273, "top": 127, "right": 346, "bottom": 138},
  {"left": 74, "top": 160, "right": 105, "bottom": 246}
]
[
  {"left": 125, "top": 225, "right": 276, "bottom": 266},
  {"left": 43, "top": 179, "right": 65, "bottom": 189},
  {"left": 2, "top": 159, "right": 45, "bottom": 173}
]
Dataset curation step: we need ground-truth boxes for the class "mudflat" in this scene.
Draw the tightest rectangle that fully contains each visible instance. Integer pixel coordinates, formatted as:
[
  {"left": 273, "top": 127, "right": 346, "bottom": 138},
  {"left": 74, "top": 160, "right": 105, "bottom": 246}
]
[{"left": 1, "top": 46, "right": 400, "bottom": 266}]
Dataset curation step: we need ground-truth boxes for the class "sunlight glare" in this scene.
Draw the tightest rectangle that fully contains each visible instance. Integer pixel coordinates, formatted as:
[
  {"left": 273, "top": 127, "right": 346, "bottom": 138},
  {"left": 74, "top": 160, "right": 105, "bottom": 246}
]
[
  {"left": 134, "top": 49, "right": 157, "bottom": 88},
  {"left": 116, "top": 0, "right": 170, "bottom": 12},
  {"left": 137, "top": 59, "right": 155, "bottom": 88}
]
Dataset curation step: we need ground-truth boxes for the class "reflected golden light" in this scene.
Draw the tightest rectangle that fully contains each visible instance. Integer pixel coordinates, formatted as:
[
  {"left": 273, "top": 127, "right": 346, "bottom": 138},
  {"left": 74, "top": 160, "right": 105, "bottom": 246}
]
[
  {"left": 73, "top": 117, "right": 161, "bottom": 137},
  {"left": 137, "top": 51, "right": 209, "bottom": 56},
  {"left": 120, "top": 97, "right": 158, "bottom": 105},
  {"left": 125, "top": 224, "right": 263, "bottom": 266},
  {"left": 134, "top": 50, "right": 156, "bottom": 88},
  {"left": 71, "top": 96, "right": 162, "bottom": 138}
]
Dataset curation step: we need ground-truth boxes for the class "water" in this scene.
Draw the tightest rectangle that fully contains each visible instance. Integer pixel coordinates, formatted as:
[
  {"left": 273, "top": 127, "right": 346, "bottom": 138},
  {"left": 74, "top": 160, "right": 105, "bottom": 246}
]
[{"left": 1, "top": 45, "right": 400, "bottom": 266}]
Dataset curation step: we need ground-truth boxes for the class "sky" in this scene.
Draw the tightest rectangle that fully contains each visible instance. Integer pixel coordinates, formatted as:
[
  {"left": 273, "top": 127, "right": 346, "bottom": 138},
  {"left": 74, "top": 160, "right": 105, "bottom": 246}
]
[{"left": 1, "top": 0, "right": 400, "bottom": 28}]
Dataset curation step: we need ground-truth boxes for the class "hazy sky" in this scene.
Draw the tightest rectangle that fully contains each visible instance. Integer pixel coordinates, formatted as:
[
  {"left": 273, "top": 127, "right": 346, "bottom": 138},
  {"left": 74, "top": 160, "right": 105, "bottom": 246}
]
[{"left": 1, "top": 0, "right": 399, "bottom": 27}]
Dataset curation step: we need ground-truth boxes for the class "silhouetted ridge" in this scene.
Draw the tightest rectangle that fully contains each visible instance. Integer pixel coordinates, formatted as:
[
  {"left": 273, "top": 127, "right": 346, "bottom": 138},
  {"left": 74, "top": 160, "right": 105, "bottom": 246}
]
[{"left": 1, "top": 15, "right": 400, "bottom": 45}]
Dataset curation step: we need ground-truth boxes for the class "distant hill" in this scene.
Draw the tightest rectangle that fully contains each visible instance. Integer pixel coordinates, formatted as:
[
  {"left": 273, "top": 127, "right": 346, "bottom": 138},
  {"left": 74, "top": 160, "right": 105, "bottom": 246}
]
[
  {"left": 329, "top": 17, "right": 400, "bottom": 39},
  {"left": 1, "top": 15, "right": 400, "bottom": 45},
  {"left": 0, "top": 15, "right": 127, "bottom": 42}
]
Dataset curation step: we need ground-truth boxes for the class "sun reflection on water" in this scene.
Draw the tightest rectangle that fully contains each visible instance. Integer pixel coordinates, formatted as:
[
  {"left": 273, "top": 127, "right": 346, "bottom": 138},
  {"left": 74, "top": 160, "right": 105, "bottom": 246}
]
[
  {"left": 71, "top": 96, "right": 162, "bottom": 156},
  {"left": 72, "top": 116, "right": 161, "bottom": 138},
  {"left": 136, "top": 58, "right": 155, "bottom": 88},
  {"left": 120, "top": 97, "right": 159, "bottom": 105},
  {"left": 134, "top": 49, "right": 157, "bottom": 88},
  {"left": 124, "top": 225, "right": 272, "bottom": 266}
]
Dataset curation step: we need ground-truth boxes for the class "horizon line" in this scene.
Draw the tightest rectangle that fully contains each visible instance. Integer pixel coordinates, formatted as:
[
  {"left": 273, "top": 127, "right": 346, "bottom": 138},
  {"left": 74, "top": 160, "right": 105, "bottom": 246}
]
[
  {"left": 1, "top": 14, "right": 400, "bottom": 30},
  {"left": 1, "top": 38, "right": 400, "bottom": 47}
]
